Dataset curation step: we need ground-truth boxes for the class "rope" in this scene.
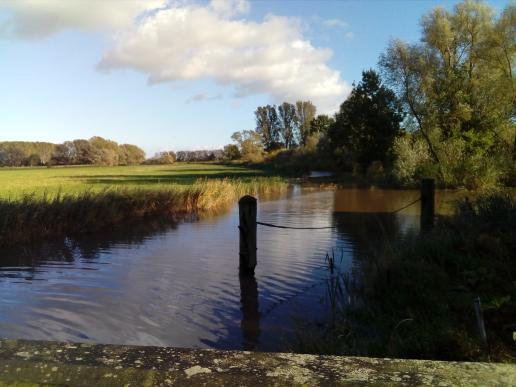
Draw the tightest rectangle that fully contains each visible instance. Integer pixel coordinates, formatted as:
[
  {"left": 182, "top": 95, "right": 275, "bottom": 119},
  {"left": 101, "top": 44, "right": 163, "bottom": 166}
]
[
  {"left": 390, "top": 197, "right": 421, "bottom": 214},
  {"left": 256, "top": 221, "right": 335, "bottom": 230},
  {"left": 256, "top": 197, "right": 421, "bottom": 230}
]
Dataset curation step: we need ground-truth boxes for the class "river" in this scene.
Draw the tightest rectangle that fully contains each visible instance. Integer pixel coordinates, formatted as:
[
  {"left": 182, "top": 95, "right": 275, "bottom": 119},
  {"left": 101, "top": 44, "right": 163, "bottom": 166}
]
[{"left": 0, "top": 186, "right": 461, "bottom": 351}]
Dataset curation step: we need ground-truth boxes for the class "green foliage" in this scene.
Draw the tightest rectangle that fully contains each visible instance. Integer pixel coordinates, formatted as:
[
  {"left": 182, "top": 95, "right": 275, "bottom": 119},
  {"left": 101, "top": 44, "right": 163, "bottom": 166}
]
[
  {"left": 0, "top": 138, "right": 148, "bottom": 168},
  {"left": 327, "top": 69, "right": 404, "bottom": 169},
  {"left": 392, "top": 134, "right": 432, "bottom": 183},
  {"left": 0, "top": 141, "right": 56, "bottom": 167},
  {"left": 254, "top": 105, "right": 280, "bottom": 151},
  {"left": 144, "top": 151, "right": 176, "bottom": 165},
  {"left": 231, "top": 130, "right": 264, "bottom": 162},
  {"left": 222, "top": 144, "right": 241, "bottom": 161},
  {"left": 278, "top": 102, "right": 298, "bottom": 149},
  {"left": 299, "top": 192, "right": 516, "bottom": 361},
  {"left": 118, "top": 144, "right": 146, "bottom": 165},
  {"left": 295, "top": 100, "right": 317, "bottom": 147},
  {"left": 381, "top": 0, "right": 515, "bottom": 188},
  {"left": 254, "top": 101, "right": 322, "bottom": 152}
]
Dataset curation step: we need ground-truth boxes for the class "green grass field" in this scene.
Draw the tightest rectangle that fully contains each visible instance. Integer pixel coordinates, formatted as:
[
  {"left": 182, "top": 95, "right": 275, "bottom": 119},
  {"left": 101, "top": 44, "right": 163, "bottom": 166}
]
[{"left": 0, "top": 163, "right": 274, "bottom": 199}]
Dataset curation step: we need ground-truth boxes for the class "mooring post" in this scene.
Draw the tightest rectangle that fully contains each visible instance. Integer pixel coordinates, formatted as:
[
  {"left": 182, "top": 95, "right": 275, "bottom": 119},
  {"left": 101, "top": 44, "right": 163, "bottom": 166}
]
[
  {"left": 239, "top": 195, "right": 257, "bottom": 276},
  {"left": 420, "top": 178, "right": 435, "bottom": 232}
]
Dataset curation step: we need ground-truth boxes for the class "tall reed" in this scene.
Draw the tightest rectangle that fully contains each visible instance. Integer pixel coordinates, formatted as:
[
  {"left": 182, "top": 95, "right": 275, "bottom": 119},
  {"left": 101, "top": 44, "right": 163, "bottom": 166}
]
[{"left": 0, "top": 177, "right": 286, "bottom": 247}]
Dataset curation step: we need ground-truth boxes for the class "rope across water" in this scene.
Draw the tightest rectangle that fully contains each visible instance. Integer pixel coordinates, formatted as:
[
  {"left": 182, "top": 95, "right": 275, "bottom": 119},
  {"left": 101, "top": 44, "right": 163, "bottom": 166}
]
[{"left": 256, "top": 196, "right": 421, "bottom": 230}]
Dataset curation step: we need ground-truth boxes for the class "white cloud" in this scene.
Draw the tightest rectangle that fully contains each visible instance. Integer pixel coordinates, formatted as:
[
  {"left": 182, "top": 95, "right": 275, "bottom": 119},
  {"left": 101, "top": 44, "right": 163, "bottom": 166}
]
[
  {"left": 323, "top": 18, "right": 348, "bottom": 28},
  {"left": 344, "top": 31, "right": 354, "bottom": 39},
  {"left": 1, "top": 0, "right": 349, "bottom": 111},
  {"left": 210, "top": 0, "right": 249, "bottom": 17},
  {"left": 99, "top": 0, "right": 349, "bottom": 111},
  {"left": 0, "top": 0, "right": 165, "bottom": 38}
]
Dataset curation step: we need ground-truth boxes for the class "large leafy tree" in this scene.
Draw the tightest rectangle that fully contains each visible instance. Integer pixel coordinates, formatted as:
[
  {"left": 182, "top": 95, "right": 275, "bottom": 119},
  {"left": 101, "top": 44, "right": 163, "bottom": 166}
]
[
  {"left": 380, "top": 0, "right": 515, "bottom": 185},
  {"left": 278, "top": 102, "right": 298, "bottom": 149},
  {"left": 254, "top": 105, "right": 280, "bottom": 151},
  {"left": 295, "top": 100, "right": 317, "bottom": 147},
  {"left": 328, "top": 69, "right": 404, "bottom": 168}
]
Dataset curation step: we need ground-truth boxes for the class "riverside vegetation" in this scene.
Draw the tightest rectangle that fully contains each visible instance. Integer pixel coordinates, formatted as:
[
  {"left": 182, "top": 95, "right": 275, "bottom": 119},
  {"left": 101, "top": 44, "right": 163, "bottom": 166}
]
[
  {"left": 295, "top": 192, "right": 516, "bottom": 363},
  {"left": 0, "top": 163, "right": 286, "bottom": 247}
]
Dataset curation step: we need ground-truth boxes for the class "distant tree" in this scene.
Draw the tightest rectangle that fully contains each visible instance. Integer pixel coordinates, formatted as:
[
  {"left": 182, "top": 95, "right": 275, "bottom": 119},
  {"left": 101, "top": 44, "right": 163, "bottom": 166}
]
[
  {"left": 71, "top": 139, "right": 101, "bottom": 165},
  {"left": 89, "top": 136, "right": 119, "bottom": 166},
  {"left": 51, "top": 141, "right": 76, "bottom": 165},
  {"left": 310, "top": 114, "right": 334, "bottom": 137},
  {"left": 278, "top": 102, "right": 298, "bottom": 149},
  {"left": 26, "top": 153, "right": 41, "bottom": 166},
  {"left": 295, "top": 101, "right": 317, "bottom": 147},
  {"left": 147, "top": 151, "right": 176, "bottom": 164},
  {"left": 222, "top": 144, "right": 241, "bottom": 160},
  {"left": 119, "top": 144, "right": 145, "bottom": 165},
  {"left": 255, "top": 105, "right": 280, "bottom": 150},
  {"left": 231, "top": 130, "right": 264, "bottom": 162},
  {"left": 328, "top": 69, "right": 404, "bottom": 168},
  {"left": 175, "top": 150, "right": 222, "bottom": 162}
]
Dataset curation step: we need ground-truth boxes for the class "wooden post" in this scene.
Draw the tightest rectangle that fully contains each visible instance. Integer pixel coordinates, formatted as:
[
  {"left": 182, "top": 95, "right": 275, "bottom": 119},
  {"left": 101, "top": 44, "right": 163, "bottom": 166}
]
[
  {"left": 420, "top": 178, "right": 435, "bottom": 232},
  {"left": 239, "top": 196, "right": 257, "bottom": 276}
]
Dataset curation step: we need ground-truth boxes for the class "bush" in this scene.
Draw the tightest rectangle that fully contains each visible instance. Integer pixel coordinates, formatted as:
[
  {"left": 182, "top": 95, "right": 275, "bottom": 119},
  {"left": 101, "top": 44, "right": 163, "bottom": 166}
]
[
  {"left": 297, "top": 192, "right": 516, "bottom": 361},
  {"left": 392, "top": 134, "right": 431, "bottom": 184},
  {"left": 222, "top": 144, "right": 241, "bottom": 161}
]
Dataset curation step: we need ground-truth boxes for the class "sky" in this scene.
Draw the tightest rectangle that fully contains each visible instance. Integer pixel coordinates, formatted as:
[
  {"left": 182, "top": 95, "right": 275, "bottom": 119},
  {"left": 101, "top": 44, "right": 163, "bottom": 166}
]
[{"left": 0, "top": 0, "right": 510, "bottom": 156}]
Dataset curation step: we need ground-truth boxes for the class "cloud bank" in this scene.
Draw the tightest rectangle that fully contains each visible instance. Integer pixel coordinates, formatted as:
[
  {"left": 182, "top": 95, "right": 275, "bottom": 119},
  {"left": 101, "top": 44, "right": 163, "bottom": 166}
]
[
  {"left": 2, "top": 0, "right": 349, "bottom": 111},
  {"left": 0, "top": 0, "right": 166, "bottom": 38}
]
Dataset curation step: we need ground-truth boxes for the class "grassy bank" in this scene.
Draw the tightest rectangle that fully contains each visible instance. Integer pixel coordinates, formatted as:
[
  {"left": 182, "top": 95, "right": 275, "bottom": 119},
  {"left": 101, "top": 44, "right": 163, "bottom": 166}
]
[
  {"left": 0, "top": 163, "right": 286, "bottom": 246},
  {"left": 295, "top": 192, "right": 516, "bottom": 362},
  {"left": 0, "top": 163, "right": 281, "bottom": 199}
]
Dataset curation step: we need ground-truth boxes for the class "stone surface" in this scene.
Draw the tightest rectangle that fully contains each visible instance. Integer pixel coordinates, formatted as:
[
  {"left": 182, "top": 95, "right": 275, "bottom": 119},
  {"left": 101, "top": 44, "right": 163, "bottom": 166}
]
[{"left": 0, "top": 339, "right": 513, "bottom": 386}]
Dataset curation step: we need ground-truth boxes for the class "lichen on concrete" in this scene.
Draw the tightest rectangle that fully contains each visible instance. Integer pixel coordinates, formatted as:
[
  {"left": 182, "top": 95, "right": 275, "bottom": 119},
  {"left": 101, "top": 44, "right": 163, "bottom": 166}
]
[{"left": 0, "top": 339, "right": 514, "bottom": 386}]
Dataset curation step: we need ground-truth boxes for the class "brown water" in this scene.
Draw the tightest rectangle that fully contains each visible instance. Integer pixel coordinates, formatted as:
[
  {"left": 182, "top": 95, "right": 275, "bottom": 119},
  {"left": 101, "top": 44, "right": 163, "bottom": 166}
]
[{"left": 0, "top": 187, "right": 461, "bottom": 351}]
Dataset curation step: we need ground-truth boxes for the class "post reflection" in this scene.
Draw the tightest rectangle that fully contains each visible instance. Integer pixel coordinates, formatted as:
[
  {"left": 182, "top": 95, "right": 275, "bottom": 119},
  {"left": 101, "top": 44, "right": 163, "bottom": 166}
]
[{"left": 239, "top": 274, "right": 260, "bottom": 350}]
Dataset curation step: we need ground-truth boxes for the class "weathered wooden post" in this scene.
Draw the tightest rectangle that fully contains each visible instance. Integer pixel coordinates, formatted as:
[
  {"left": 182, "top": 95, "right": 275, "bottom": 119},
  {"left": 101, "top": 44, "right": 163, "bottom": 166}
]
[
  {"left": 420, "top": 178, "right": 435, "bottom": 232},
  {"left": 239, "top": 195, "right": 257, "bottom": 276}
]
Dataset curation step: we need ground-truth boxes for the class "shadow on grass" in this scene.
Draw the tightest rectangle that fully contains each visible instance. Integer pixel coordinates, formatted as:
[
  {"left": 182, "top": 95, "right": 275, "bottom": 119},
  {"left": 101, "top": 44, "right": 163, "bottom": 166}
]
[{"left": 67, "top": 171, "right": 283, "bottom": 186}]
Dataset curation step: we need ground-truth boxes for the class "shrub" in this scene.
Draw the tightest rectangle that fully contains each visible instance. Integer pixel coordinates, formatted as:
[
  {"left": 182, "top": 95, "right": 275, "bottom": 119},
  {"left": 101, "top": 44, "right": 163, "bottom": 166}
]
[{"left": 392, "top": 134, "right": 431, "bottom": 184}]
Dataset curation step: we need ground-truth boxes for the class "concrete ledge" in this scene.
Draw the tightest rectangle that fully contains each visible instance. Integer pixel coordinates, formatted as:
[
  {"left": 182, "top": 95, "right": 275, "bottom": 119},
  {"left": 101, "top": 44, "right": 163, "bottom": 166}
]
[{"left": 0, "top": 339, "right": 514, "bottom": 386}]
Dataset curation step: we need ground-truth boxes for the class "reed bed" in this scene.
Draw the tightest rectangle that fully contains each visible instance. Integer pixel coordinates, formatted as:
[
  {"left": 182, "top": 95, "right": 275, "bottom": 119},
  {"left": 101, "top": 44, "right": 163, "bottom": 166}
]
[{"left": 0, "top": 177, "right": 286, "bottom": 247}]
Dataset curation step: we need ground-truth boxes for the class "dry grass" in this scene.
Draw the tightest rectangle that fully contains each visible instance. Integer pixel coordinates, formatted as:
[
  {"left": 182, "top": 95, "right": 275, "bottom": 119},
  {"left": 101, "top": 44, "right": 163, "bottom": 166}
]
[{"left": 0, "top": 164, "right": 287, "bottom": 246}]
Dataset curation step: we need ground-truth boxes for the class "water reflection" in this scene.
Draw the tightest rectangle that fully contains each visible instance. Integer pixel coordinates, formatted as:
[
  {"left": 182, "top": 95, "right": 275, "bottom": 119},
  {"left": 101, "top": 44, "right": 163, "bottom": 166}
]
[
  {"left": 239, "top": 274, "right": 260, "bottom": 350},
  {"left": 0, "top": 187, "right": 464, "bottom": 351}
]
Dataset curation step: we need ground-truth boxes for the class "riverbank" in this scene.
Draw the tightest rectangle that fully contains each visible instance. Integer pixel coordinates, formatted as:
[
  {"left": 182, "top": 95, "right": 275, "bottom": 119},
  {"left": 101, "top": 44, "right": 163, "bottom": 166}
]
[
  {"left": 295, "top": 192, "right": 516, "bottom": 363},
  {"left": 0, "top": 163, "right": 287, "bottom": 246}
]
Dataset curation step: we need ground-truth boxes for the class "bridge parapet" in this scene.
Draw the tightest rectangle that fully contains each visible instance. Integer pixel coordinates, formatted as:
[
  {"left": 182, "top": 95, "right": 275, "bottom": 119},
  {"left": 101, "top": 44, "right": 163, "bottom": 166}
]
[{"left": 0, "top": 339, "right": 513, "bottom": 386}]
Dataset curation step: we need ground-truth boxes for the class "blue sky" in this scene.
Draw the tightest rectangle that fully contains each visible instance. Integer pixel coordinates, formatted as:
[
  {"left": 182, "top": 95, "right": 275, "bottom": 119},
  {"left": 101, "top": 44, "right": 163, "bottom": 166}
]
[{"left": 0, "top": 0, "right": 509, "bottom": 156}]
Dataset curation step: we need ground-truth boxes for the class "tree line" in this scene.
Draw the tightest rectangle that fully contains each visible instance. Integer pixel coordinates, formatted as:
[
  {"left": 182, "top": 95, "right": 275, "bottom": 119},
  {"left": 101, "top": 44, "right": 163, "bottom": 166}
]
[
  {"left": 0, "top": 137, "right": 230, "bottom": 167},
  {"left": 0, "top": 137, "right": 146, "bottom": 167},
  {"left": 228, "top": 0, "right": 515, "bottom": 189}
]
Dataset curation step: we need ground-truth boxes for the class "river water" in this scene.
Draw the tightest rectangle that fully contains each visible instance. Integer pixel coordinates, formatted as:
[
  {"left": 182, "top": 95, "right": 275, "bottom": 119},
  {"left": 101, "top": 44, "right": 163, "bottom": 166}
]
[{"left": 0, "top": 187, "right": 460, "bottom": 351}]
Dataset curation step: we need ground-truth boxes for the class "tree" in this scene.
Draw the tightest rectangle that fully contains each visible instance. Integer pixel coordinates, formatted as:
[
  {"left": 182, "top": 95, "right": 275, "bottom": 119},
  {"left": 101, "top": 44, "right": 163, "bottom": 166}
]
[
  {"left": 71, "top": 139, "right": 101, "bottom": 165},
  {"left": 89, "top": 136, "right": 119, "bottom": 166},
  {"left": 328, "top": 69, "right": 404, "bottom": 169},
  {"left": 310, "top": 114, "right": 334, "bottom": 137},
  {"left": 51, "top": 141, "right": 76, "bottom": 165},
  {"left": 380, "top": 1, "right": 515, "bottom": 186},
  {"left": 278, "top": 102, "right": 298, "bottom": 149},
  {"left": 222, "top": 144, "right": 241, "bottom": 160},
  {"left": 295, "top": 101, "right": 317, "bottom": 147},
  {"left": 231, "top": 130, "right": 264, "bottom": 162},
  {"left": 255, "top": 105, "right": 280, "bottom": 150},
  {"left": 119, "top": 144, "right": 145, "bottom": 165}
]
